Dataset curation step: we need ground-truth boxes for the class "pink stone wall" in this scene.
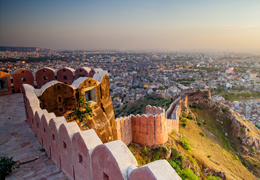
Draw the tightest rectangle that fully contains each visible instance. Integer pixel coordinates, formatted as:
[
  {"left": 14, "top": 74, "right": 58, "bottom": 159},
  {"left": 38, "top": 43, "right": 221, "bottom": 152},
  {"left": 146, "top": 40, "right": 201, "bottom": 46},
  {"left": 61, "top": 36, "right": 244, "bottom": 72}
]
[
  {"left": 116, "top": 116, "right": 132, "bottom": 145},
  {"left": 116, "top": 105, "right": 169, "bottom": 147},
  {"left": 146, "top": 105, "right": 164, "bottom": 115},
  {"left": 58, "top": 122, "right": 80, "bottom": 180},
  {"left": 57, "top": 68, "right": 75, "bottom": 85},
  {"left": 131, "top": 113, "right": 168, "bottom": 146},
  {"left": 12, "top": 69, "right": 34, "bottom": 93},
  {"left": 129, "top": 166, "right": 157, "bottom": 180},
  {"left": 49, "top": 117, "right": 67, "bottom": 168},
  {"left": 1, "top": 67, "right": 97, "bottom": 96},
  {"left": 75, "top": 68, "right": 89, "bottom": 79},
  {"left": 22, "top": 78, "right": 181, "bottom": 180},
  {"left": 129, "top": 160, "right": 182, "bottom": 180},
  {"left": 91, "top": 144, "right": 124, "bottom": 180},
  {"left": 34, "top": 110, "right": 48, "bottom": 140},
  {"left": 40, "top": 113, "right": 56, "bottom": 157},
  {"left": 88, "top": 69, "right": 95, "bottom": 78},
  {"left": 166, "top": 97, "right": 181, "bottom": 119},
  {"left": 36, "top": 68, "right": 55, "bottom": 88},
  {"left": 72, "top": 130, "right": 102, "bottom": 180}
]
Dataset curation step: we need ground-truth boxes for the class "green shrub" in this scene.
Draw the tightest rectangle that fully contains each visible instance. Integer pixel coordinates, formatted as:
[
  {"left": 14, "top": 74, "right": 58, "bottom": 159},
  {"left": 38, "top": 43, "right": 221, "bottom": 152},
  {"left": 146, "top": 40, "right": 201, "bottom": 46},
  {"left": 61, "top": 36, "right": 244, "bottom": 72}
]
[
  {"left": 167, "top": 159, "right": 182, "bottom": 175},
  {"left": 171, "top": 148, "right": 180, "bottom": 160},
  {"left": 142, "top": 146, "right": 148, "bottom": 155},
  {"left": 179, "top": 116, "right": 183, "bottom": 121},
  {"left": 222, "top": 108, "right": 226, "bottom": 112},
  {"left": 0, "top": 154, "right": 19, "bottom": 178},
  {"left": 188, "top": 115, "right": 193, "bottom": 120},
  {"left": 182, "top": 114, "right": 187, "bottom": 118},
  {"left": 212, "top": 105, "right": 216, "bottom": 108},
  {"left": 180, "top": 168, "right": 199, "bottom": 180},
  {"left": 199, "top": 132, "right": 205, "bottom": 137},
  {"left": 205, "top": 176, "right": 221, "bottom": 180},
  {"left": 252, "top": 148, "right": 255, "bottom": 152},
  {"left": 153, "top": 152, "right": 160, "bottom": 160},
  {"left": 180, "top": 138, "right": 192, "bottom": 150},
  {"left": 240, "top": 127, "right": 245, "bottom": 131},
  {"left": 255, "top": 124, "right": 259, "bottom": 128},
  {"left": 198, "top": 121, "right": 203, "bottom": 126},
  {"left": 182, "top": 122, "right": 187, "bottom": 127},
  {"left": 237, "top": 136, "right": 241, "bottom": 140},
  {"left": 227, "top": 118, "right": 231, "bottom": 123},
  {"left": 195, "top": 116, "right": 198, "bottom": 120},
  {"left": 158, "top": 146, "right": 163, "bottom": 152},
  {"left": 162, "top": 146, "right": 168, "bottom": 154},
  {"left": 67, "top": 95, "right": 94, "bottom": 124},
  {"left": 234, "top": 155, "right": 239, "bottom": 160},
  {"left": 195, "top": 108, "right": 198, "bottom": 112},
  {"left": 207, "top": 155, "right": 211, "bottom": 158}
]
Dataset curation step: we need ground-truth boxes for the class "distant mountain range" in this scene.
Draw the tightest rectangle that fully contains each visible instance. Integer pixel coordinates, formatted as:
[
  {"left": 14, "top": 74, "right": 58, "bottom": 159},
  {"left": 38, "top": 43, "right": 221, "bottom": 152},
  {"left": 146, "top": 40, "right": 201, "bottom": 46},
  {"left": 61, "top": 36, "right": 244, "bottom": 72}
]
[{"left": 0, "top": 46, "right": 52, "bottom": 52}]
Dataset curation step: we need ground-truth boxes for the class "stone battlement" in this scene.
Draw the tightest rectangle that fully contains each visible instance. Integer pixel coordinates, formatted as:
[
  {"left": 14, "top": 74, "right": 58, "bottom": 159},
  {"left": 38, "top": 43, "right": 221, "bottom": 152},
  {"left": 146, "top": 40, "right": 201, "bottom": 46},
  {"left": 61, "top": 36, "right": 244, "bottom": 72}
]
[
  {"left": 0, "top": 67, "right": 107, "bottom": 95},
  {"left": 116, "top": 100, "right": 184, "bottom": 147},
  {"left": 116, "top": 112, "right": 168, "bottom": 147},
  {"left": 146, "top": 105, "right": 165, "bottom": 115},
  {"left": 21, "top": 83, "right": 181, "bottom": 180}
]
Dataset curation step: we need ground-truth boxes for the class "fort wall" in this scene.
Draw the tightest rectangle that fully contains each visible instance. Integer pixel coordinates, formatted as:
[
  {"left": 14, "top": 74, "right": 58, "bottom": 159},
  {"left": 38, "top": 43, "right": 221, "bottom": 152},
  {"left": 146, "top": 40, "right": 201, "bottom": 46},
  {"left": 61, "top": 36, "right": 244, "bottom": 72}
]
[
  {"left": 56, "top": 67, "right": 75, "bottom": 85},
  {"left": 0, "top": 67, "right": 102, "bottom": 95},
  {"left": 21, "top": 84, "right": 180, "bottom": 180},
  {"left": 0, "top": 71, "right": 12, "bottom": 95},
  {"left": 116, "top": 105, "right": 172, "bottom": 146},
  {"left": 36, "top": 67, "right": 55, "bottom": 88},
  {"left": 12, "top": 68, "right": 34, "bottom": 93}
]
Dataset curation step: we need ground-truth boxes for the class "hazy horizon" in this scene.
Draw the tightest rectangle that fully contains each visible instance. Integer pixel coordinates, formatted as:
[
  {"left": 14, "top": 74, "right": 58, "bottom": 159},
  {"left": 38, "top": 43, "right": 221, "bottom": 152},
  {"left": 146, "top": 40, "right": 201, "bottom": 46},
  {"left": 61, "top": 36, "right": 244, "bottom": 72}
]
[{"left": 1, "top": 0, "right": 260, "bottom": 52}]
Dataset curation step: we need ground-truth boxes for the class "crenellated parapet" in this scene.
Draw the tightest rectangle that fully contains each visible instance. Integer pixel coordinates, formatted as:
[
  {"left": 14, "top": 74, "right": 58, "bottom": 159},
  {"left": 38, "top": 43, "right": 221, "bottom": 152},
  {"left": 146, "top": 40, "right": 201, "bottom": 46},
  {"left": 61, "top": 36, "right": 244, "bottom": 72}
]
[
  {"left": 116, "top": 116, "right": 133, "bottom": 146},
  {"left": 146, "top": 105, "right": 165, "bottom": 115},
  {"left": 0, "top": 67, "right": 108, "bottom": 95},
  {"left": 115, "top": 105, "right": 168, "bottom": 147},
  {"left": 21, "top": 84, "right": 181, "bottom": 180}
]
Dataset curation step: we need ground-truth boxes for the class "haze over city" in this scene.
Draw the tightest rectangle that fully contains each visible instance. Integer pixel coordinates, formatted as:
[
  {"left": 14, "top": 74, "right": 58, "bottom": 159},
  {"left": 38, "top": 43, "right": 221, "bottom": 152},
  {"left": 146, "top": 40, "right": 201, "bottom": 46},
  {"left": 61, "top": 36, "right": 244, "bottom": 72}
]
[{"left": 1, "top": 0, "right": 260, "bottom": 52}]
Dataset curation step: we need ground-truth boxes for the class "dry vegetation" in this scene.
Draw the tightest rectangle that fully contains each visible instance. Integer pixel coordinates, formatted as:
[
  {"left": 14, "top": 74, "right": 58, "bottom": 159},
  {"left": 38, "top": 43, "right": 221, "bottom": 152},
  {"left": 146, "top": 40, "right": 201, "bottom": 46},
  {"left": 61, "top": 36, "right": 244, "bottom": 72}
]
[{"left": 128, "top": 105, "right": 260, "bottom": 180}]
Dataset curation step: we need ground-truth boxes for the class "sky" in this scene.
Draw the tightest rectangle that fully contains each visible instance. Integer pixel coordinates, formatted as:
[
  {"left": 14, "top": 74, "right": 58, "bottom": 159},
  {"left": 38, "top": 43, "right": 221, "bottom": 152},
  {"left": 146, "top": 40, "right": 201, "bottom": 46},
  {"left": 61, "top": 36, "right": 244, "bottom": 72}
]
[{"left": 1, "top": 0, "right": 260, "bottom": 51}]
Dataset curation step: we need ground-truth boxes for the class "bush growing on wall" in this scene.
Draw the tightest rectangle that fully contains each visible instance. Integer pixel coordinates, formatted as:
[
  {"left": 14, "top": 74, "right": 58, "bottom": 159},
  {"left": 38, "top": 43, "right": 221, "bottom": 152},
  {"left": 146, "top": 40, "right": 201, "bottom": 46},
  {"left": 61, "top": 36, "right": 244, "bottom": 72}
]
[{"left": 67, "top": 95, "right": 94, "bottom": 125}]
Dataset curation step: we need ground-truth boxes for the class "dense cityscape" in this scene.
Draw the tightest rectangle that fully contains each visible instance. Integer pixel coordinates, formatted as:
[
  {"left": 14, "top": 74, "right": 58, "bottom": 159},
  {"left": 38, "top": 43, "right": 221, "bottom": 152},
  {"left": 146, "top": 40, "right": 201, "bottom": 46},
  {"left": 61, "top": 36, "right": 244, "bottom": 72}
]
[
  {"left": 1, "top": 0, "right": 260, "bottom": 179},
  {"left": 1, "top": 49, "right": 260, "bottom": 128}
]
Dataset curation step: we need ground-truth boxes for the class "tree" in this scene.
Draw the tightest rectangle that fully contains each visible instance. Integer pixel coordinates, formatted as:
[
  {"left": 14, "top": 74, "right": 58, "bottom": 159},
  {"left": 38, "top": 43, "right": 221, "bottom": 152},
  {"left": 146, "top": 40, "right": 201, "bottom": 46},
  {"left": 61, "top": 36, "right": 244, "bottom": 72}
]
[{"left": 67, "top": 95, "right": 94, "bottom": 126}]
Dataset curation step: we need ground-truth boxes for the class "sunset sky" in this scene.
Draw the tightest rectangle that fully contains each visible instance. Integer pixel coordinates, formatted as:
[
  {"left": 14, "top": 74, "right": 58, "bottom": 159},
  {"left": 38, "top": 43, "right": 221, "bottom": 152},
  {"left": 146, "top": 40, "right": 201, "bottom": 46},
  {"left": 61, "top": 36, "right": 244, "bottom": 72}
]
[{"left": 1, "top": 0, "right": 260, "bottom": 51}]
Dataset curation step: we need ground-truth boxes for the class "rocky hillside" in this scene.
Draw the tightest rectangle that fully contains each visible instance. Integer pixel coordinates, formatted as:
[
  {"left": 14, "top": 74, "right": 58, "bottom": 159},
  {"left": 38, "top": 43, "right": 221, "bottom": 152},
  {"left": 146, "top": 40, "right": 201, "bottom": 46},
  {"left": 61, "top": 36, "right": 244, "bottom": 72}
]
[
  {"left": 125, "top": 93, "right": 260, "bottom": 180},
  {"left": 188, "top": 98, "right": 260, "bottom": 179}
]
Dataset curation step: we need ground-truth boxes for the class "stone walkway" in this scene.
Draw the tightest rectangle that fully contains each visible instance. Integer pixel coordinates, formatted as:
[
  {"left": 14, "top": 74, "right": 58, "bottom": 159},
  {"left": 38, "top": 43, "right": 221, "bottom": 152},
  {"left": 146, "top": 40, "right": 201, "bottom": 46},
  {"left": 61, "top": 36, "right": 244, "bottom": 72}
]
[{"left": 0, "top": 93, "right": 68, "bottom": 180}]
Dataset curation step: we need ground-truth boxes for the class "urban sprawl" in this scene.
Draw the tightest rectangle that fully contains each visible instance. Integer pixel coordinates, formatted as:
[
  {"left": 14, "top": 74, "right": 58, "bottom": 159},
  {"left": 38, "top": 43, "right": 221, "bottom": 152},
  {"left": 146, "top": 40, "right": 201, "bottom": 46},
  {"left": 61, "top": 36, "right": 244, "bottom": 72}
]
[{"left": 1, "top": 50, "right": 260, "bottom": 127}]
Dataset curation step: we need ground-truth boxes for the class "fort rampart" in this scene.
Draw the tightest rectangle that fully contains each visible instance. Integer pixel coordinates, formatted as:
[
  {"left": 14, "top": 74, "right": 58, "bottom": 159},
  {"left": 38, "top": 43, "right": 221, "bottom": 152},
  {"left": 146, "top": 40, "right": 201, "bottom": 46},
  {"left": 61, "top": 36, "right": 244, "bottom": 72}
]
[
  {"left": 21, "top": 83, "right": 181, "bottom": 180},
  {"left": 116, "top": 97, "right": 188, "bottom": 146},
  {"left": 0, "top": 67, "right": 102, "bottom": 94}
]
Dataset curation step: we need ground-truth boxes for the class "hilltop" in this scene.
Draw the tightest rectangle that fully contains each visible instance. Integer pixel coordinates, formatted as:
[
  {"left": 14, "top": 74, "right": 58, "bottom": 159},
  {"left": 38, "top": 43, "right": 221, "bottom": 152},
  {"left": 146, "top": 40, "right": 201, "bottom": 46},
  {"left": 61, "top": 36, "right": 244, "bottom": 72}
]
[{"left": 120, "top": 94, "right": 260, "bottom": 180}]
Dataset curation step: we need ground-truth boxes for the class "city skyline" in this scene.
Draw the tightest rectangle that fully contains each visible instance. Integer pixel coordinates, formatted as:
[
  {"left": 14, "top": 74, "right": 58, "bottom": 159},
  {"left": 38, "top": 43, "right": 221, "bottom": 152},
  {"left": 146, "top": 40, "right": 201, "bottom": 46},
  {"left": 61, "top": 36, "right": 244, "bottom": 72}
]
[{"left": 1, "top": 0, "right": 260, "bottom": 51}]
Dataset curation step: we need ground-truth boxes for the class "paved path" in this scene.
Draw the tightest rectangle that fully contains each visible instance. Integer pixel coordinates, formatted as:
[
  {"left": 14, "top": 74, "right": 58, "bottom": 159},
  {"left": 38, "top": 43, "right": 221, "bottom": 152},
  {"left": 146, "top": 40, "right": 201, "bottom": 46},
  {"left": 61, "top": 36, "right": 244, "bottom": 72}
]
[{"left": 0, "top": 93, "right": 68, "bottom": 180}]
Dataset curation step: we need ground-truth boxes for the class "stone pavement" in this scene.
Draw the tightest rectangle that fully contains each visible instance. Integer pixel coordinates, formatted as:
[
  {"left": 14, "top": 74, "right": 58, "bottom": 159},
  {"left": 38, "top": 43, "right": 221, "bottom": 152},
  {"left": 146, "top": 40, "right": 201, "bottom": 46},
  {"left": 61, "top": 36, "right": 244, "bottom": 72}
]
[{"left": 0, "top": 93, "right": 68, "bottom": 180}]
